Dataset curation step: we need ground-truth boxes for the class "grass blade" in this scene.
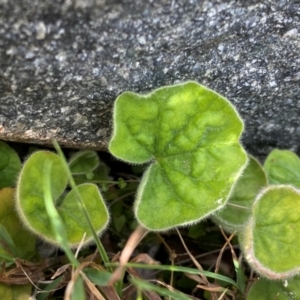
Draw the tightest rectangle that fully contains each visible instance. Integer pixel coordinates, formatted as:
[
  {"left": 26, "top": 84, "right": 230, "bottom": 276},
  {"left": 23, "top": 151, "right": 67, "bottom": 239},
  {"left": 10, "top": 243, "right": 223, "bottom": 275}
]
[
  {"left": 53, "top": 141, "right": 111, "bottom": 272},
  {"left": 0, "top": 225, "right": 19, "bottom": 257},
  {"left": 43, "top": 159, "right": 79, "bottom": 267},
  {"left": 130, "top": 277, "right": 191, "bottom": 300},
  {"left": 107, "top": 262, "right": 238, "bottom": 288}
]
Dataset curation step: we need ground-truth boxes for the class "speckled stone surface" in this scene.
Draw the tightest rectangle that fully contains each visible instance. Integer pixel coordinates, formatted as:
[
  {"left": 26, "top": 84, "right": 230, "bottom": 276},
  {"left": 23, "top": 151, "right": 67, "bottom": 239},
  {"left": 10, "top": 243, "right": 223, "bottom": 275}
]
[{"left": 0, "top": 0, "right": 299, "bottom": 158}]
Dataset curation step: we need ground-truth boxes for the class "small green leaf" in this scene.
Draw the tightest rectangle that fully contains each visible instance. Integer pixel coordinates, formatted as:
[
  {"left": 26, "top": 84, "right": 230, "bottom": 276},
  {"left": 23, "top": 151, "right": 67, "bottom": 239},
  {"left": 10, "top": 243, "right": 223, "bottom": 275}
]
[
  {"left": 83, "top": 268, "right": 112, "bottom": 286},
  {"left": 73, "top": 160, "right": 110, "bottom": 185},
  {"left": 71, "top": 275, "right": 85, "bottom": 300},
  {"left": 0, "top": 188, "right": 36, "bottom": 260},
  {"left": 213, "top": 156, "right": 267, "bottom": 232},
  {"left": 86, "top": 172, "right": 94, "bottom": 180},
  {"left": 117, "top": 178, "right": 127, "bottom": 189},
  {"left": 101, "top": 183, "right": 109, "bottom": 192},
  {"left": 69, "top": 150, "right": 99, "bottom": 175},
  {"left": 247, "top": 276, "right": 300, "bottom": 300},
  {"left": 104, "top": 181, "right": 138, "bottom": 202},
  {"left": 16, "top": 151, "right": 109, "bottom": 247},
  {"left": 188, "top": 222, "right": 206, "bottom": 239},
  {"left": 240, "top": 186, "right": 300, "bottom": 279},
  {"left": 264, "top": 149, "right": 300, "bottom": 188},
  {"left": 0, "top": 283, "right": 32, "bottom": 300},
  {"left": 109, "top": 81, "right": 247, "bottom": 230},
  {"left": 113, "top": 213, "right": 127, "bottom": 233},
  {"left": 0, "top": 141, "right": 21, "bottom": 188}
]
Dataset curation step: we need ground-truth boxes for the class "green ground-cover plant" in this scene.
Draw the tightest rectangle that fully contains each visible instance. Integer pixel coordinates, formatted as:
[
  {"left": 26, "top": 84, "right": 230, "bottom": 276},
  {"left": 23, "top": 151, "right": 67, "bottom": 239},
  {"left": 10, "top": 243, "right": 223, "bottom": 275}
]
[
  {"left": 1, "top": 81, "right": 300, "bottom": 299},
  {"left": 109, "top": 81, "right": 248, "bottom": 230},
  {"left": 16, "top": 150, "right": 109, "bottom": 247}
]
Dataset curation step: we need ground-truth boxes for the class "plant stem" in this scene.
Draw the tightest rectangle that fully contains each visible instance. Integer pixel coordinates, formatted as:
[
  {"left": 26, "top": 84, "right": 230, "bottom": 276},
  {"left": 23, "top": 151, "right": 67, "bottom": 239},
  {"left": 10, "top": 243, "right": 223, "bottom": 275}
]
[{"left": 53, "top": 140, "right": 112, "bottom": 272}]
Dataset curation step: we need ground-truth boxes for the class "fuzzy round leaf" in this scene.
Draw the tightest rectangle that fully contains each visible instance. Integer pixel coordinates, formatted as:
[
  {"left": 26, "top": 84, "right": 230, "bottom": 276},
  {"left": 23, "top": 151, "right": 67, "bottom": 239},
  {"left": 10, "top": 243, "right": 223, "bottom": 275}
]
[
  {"left": 264, "top": 149, "right": 300, "bottom": 188},
  {"left": 16, "top": 151, "right": 109, "bottom": 247},
  {"left": 240, "top": 186, "right": 300, "bottom": 279},
  {"left": 109, "top": 81, "right": 247, "bottom": 230},
  {"left": 213, "top": 156, "right": 267, "bottom": 232}
]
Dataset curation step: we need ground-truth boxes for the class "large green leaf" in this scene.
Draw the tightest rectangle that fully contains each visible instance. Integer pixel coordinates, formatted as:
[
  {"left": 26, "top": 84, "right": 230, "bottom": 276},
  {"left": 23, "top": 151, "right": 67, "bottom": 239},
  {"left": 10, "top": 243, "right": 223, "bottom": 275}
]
[
  {"left": 109, "top": 81, "right": 247, "bottom": 230},
  {"left": 247, "top": 276, "right": 300, "bottom": 300},
  {"left": 213, "top": 156, "right": 267, "bottom": 232},
  {"left": 0, "top": 188, "right": 36, "bottom": 260},
  {"left": 264, "top": 149, "right": 300, "bottom": 187},
  {"left": 240, "top": 186, "right": 300, "bottom": 279},
  {"left": 0, "top": 141, "right": 21, "bottom": 188},
  {"left": 16, "top": 151, "right": 109, "bottom": 247}
]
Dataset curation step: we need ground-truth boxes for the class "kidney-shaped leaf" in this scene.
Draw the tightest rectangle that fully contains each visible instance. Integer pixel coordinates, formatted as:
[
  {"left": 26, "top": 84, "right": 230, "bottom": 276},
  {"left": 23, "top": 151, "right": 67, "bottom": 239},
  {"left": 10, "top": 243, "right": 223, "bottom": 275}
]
[
  {"left": 264, "top": 149, "right": 300, "bottom": 188},
  {"left": 16, "top": 151, "right": 109, "bottom": 247},
  {"left": 109, "top": 81, "right": 248, "bottom": 230},
  {"left": 240, "top": 186, "right": 300, "bottom": 279},
  {"left": 213, "top": 156, "right": 267, "bottom": 232}
]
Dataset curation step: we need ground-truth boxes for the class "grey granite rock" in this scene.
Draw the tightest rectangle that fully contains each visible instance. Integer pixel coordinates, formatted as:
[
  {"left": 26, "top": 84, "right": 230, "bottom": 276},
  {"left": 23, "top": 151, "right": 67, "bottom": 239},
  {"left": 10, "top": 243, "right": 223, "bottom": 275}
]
[{"left": 0, "top": 0, "right": 299, "bottom": 158}]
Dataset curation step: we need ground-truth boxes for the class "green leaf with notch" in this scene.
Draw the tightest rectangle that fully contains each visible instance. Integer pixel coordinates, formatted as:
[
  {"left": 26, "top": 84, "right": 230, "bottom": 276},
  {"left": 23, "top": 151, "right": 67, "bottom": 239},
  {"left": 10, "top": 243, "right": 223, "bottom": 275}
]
[
  {"left": 0, "top": 141, "right": 21, "bottom": 189},
  {"left": 16, "top": 151, "right": 109, "bottom": 247},
  {"left": 109, "top": 81, "right": 247, "bottom": 230},
  {"left": 264, "top": 149, "right": 300, "bottom": 188},
  {"left": 240, "top": 185, "right": 300, "bottom": 279},
  {"left": 213, "top": 156, "right": 267, "bottom": 232}
]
